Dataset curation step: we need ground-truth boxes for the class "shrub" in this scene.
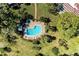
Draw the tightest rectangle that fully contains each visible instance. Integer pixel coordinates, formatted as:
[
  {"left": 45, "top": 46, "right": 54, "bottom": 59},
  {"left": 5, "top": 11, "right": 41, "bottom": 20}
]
[
  {"left": 60, "top": 54, "right": 69, "bottom": 56},
  {"left": 0, "top": 54, "right": 2, "bottom": 56},
  {"left": 40, "top": 17, "right": 51, "bottom": 24},
  {"left": 58, "top": 39, "right": 69, "bottom": 50},
  {"left": 49, "top": 26, "right": 58, "bottom": 32},
  {"left": 8, "top": 3, "right": 21, "bottom": 9},
  {"left": 52, "top": 47, "right": 59, "bottom": 55},
  {"left": 27, "top": 14, "right": 34, "bottom": 19},
  {"left": 74, "top": 53, "right": 79, "bottom": 56},
  {"left": 16, "top": 50, "right": 20, "bottom": 53},
  {"left": 3, "top": 47, "right": 12, "bottom": 52},
  {"left": 7, "top": 35, "right": 17, "bottom": 43},
  {"left": 33, "top": 41, "right": 40, "bottom": 45},
  {"left": 3, "top": 53, "right": 8, "bottom": 56},
  {"left": 33, "top": 46, "right": 41, "bottom": 50},
  {"left": 36, "top": 53, "right": 44, "bottom": 56},
  {"left": 46, "top": 35, "right": 56, "bottom": 43},
  {"left": 48, "top": 3, "right": 64, "bottom": 15},
  {"left": 25, "top": 3, "right": 31, "bottom": 6}
]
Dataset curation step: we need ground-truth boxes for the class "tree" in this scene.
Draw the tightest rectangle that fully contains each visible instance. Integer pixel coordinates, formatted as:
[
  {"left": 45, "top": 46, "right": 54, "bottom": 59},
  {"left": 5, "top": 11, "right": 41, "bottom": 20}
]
[
  {"left": 48, "top": 3, "right": 64, "bottom": 15},
  {"left": 49, "top": 26, "right": 58, "bottom": 32},
  {"left": 8, "top": 3, "right": 21, "bottom": 10},
  {"left": 49, "top": 8, "right": 59, "bottom": 15},
  {"left": 7, "top": 34, "right": 17, "bottom": 43},
  {"left": 40, "top": 17, "right": 51, "bottom": 24},
  {"left": 0, "top": 4, "right": 17, "bottom": 36},
  {"left": 25, "top": 3, "right": 31, "bottom": 6},
  {"left": 27, "top": 14, "right": 34, "bottom": 19},
  {"left": 57, "top": 12, "right": 79, "bottom": 40},
  {"left": 74, "top": 23, "right": 79, "bottom": 36}
]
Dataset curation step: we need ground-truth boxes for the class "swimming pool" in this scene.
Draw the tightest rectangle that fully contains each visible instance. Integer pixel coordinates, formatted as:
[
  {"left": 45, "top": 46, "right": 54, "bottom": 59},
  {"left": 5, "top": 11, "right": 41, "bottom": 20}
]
[{"left": 24, "top": 25, "right": 42, "bottom": 37}]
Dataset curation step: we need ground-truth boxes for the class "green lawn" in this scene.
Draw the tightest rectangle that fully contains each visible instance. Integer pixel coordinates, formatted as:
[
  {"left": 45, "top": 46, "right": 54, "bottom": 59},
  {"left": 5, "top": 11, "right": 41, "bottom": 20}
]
[
  {"left": 59, "top": 37, "right": 79, "bottom": 55},
  {"left": 37, "top": 3, "right": 56, "bottom": 19}
]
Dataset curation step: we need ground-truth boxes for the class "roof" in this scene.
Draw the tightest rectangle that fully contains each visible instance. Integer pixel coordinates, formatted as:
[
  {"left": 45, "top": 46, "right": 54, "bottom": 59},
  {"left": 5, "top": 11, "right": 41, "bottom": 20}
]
[
  {"left": 63, "top": 3, "right": 79, "bottom": 15},
  {"left": 75, "top": 3, "right": 79, "bottom": 10}
]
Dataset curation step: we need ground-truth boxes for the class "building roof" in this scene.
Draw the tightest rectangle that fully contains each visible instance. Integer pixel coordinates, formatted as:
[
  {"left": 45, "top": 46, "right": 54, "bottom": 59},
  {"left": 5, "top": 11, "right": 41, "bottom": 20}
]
[
  {"left": 63, "top": 3, "right": 79, "bottom": 15},
  {"left": 74, "top": 3, "right": 79, "bottom": 10}
]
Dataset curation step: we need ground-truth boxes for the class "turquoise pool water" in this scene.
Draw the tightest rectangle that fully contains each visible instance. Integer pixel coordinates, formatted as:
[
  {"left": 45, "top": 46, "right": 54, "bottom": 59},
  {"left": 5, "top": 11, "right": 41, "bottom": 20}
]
[{"left": 24, "top": 25, "right": 42, "bottom": 36}]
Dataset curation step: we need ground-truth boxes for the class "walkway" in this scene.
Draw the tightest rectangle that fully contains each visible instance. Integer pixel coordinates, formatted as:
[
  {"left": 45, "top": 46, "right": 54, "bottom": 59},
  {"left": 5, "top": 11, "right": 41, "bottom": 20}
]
[{"left": 35, "top": 3, "right": 37, "bottom": 19}]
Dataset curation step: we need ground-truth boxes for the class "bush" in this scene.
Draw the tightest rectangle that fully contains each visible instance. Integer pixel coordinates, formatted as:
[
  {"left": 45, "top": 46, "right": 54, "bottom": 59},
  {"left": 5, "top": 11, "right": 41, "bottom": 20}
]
[
  {"left": 46, "top": 35, "right": 56, "bottom": 43},
  {"left": 58, "top": 39, "right": 69, "bottom": 50},
  {"left": 7, "top": 35, "right": 17, "bottom": 43},
  {"left": 16, "top": 50, "right": 20, "bottom": 53},
  {"left": 40, "top": 17, "right": 51, "bottom": 23},
  {"left": 49, "top": 8, "right": 59, "bottom": 15},
  {"left": 33, "top": 41, "right": 40, "bottom": 45},
  {"left": 3, "top": 47, "right": 12, "bottom": 52},
  {"left": 33, "top": 46, "right": 41, "bottom": 50},
  {"left": 45, "top": 25, "right": 49, "bottom": 33},
  {"left": 58, "top": 39, "right": 65, "bottom": 46},
  {"left": 49, "top": 26, "right": 58, "bottom": 32},
  {"left": 0, "top": 54, "right": 2, "bottom": 56},
  {"left": 36, "top": 53, "right": 44, "bottom": 56},
  {"left": 0, "top": 53, "right": 8, "bottom": 56},
  {"left": 74, "top": 53, "right": 79, "bottom": 56},
  {"left": 27, "top": 14, "right": 34, "bottom": 19},
  {"left": 25, "top": 3, "right": 31, "bottom": 6},
  {"left": 60, "top": 54, "right": 69, "bottom": 56},
  {"left": 8, "top": 3, "right": 21, "bottom": 10},
  {"left": 52, "top": 47, "right": 59, "bottom": 55},
  {"left": 3, "top": 53, "right": 8, "bottom": 56},
  {"left": 48, "top": 3, "right": 64, "bottom": 15}
]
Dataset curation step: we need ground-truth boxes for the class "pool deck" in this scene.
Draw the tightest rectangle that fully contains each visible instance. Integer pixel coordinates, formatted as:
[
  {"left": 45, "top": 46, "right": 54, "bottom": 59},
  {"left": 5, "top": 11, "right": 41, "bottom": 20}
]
[{"left": 23, "top": 21, "right": 45, "bottom": 40}]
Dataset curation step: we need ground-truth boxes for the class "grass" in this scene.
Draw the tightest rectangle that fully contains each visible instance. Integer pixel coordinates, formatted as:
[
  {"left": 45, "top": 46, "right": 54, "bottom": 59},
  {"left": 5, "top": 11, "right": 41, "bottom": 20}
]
[
  {"left": 37, "top": 4, "right": 59, "bottom": 26},
  {"left": 37, "top": 3, "right": 56, "bottom": 19},
  {"left": 67, "top": 37, "right": 79, "bottom": 54},
  {"left": 23, "top": 4, "right": 35, "bottom": 17},
  {"left": 3, "top": 32, "right": 39, "bottom": 56},
  {"left": 58, "top": 37, "right": 79, "bottom": 55}
]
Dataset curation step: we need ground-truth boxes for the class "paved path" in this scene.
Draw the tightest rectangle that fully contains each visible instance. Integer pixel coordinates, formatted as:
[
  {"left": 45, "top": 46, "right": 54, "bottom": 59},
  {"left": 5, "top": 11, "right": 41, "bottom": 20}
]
[{"left": 35, "top": 3, "right": 37, "bottom": 19}]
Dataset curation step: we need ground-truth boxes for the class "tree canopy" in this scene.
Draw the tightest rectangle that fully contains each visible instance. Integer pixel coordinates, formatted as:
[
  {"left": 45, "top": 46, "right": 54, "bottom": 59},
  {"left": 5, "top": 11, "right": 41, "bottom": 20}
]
[
  {"left": 57, "top": 12, "right": 79, "bottom": 40},
  {"left": 48, "top": 3, "right": 64, "bottom": 15}
]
